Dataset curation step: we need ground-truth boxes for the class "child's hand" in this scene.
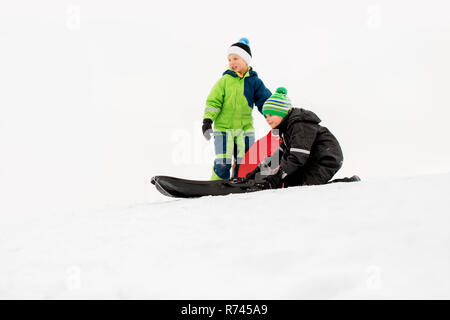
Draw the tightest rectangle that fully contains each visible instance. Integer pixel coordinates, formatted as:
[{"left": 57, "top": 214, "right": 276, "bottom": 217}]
[
  {"left": 202, "top": 119, "right": 213, "bottom": 141},
  {"left": 245, "top": 166, "right": 261, "bottom": 180},
  {"left": 264, "top": 168, "right": 286, "bottom": 189}
]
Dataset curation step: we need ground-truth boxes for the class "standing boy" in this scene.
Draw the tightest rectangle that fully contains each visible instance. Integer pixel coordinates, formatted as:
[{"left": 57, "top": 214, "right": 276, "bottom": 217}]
[{"left": 202, "top": 38, "right": 271, "bottom": 180}]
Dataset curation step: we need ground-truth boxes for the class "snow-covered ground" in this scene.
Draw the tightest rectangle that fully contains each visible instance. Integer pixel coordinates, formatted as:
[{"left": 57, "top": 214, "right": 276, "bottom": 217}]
[
  {"left": 2, "top": 0, "right": 450, "bottom": 300},
  {"left": 1, "top": 173, "right": 449, "bottom": 299}
]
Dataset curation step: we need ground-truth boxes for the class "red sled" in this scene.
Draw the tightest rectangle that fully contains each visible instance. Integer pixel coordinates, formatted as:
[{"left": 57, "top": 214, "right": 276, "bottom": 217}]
[{"left": 237, "top": 130, "right": 282, "bottom": 178}]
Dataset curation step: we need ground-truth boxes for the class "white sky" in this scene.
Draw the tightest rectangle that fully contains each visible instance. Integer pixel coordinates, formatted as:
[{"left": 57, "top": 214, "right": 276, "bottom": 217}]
[{"left": 1, "top": 0, "right": 450, "bottom": 213}]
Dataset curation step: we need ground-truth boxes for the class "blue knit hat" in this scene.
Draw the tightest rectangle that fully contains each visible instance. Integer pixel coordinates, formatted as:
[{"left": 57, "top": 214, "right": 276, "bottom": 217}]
[{"left": 262, "top": 87, "right": 292, "bottom": 117}]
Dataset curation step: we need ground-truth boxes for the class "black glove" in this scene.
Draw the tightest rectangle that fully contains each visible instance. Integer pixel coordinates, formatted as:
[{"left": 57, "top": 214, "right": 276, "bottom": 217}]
[
  {"left": 264, "top": 168, "right": 286, "bottom": 189},
  {"left": 245, "top": 166, "right": 261, "bottom": 180},
  {"left": 245, "top": 155, "right": 272, "bottom": 180},
  {"left": 202, "top": 119, "right": 213, "bottom": 141}
]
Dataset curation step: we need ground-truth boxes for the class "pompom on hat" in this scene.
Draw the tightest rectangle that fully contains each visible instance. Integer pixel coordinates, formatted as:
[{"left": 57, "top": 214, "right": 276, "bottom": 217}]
[
  {"left": 227, "top": 37, "right": 252, "bottom": 66},
  {"left": 262, "top": 87, "right": 293, "bottom": 117}
]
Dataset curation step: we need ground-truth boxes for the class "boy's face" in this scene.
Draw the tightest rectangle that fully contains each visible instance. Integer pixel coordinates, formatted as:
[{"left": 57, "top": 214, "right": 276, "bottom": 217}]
[
  {"left": 265, "top": 114, "right": 284, "bottom": 129},
  {"left": 228, "top": 54, "right": 248, "bottom": 74}
]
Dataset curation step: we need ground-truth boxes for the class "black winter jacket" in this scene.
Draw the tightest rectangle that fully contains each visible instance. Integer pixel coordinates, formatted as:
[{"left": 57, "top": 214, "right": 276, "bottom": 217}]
[{"left": 274, "top": 108, "right": 343, "bottom": 179}]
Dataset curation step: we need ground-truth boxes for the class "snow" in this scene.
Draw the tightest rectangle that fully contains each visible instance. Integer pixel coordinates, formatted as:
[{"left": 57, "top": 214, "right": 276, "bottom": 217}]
[
  {"left": 1, "top": 173, "right": 450, "bottom": 299},
  {"left": 1, "top": 0, "right": 450, "bottom": 299}
]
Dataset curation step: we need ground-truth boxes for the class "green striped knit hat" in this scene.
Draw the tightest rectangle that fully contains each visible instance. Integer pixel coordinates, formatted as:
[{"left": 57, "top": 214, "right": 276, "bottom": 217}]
[{"left": 262, "top": 87, "right": 292, "bottom": 117}]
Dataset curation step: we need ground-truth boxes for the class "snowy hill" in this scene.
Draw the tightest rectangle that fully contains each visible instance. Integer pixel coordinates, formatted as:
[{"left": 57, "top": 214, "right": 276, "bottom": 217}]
[
  {"left": 2, "top": 0, "right": 450, "bottom": 300},
  {"left": 1, "top": 173, "right": 450, "bottom": 299}
]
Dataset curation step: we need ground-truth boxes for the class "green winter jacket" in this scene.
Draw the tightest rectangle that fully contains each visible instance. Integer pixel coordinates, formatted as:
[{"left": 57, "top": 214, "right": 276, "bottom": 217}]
[{"left": 203, "top": 68, "right": 271, "bottom": 132}]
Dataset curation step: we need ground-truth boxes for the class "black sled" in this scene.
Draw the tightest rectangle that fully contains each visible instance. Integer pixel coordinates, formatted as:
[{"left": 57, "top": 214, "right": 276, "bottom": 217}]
[{"left": 151, "top": 176, "right": 266, "bottom": 198}]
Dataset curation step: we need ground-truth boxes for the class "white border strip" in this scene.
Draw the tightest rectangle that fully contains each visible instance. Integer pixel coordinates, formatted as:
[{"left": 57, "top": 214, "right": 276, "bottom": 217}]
[
  {"left": 290, "top": 148, "right": 310, "bottom": 155},
  {"left": 206, "top": 107, "right": 220, "bottom": 113}
]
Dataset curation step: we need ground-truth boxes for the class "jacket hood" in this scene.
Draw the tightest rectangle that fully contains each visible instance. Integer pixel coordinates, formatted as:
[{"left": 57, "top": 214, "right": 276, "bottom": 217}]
[
  {"left": 277, "top": 108, "right": 321, "bottom": 132},
  {"left": 223, "top": 67, "right": 257, "bottom": 78},
  {"left": 289, "top": 108, "right": 321, "bottom": 124}
]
